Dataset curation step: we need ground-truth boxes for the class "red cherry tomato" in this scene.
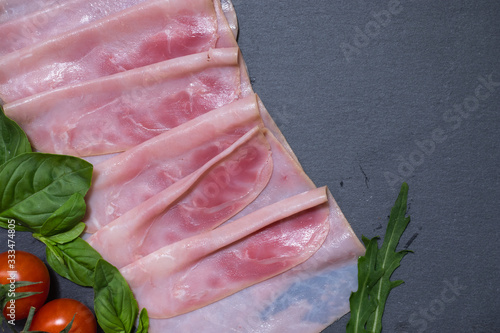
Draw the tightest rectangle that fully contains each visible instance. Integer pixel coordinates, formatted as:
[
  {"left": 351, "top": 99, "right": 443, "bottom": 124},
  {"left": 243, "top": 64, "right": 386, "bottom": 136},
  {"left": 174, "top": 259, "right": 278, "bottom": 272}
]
[
  {"left": 29, "top": 298, "right": 97, "bottom": 333},
  {"left": 0, "top": 251, "right": 50, "bottom": 319}
]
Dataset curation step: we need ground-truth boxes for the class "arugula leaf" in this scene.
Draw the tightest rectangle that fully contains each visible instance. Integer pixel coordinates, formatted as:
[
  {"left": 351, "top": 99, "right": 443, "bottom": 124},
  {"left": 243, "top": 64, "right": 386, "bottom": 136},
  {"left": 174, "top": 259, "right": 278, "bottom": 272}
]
[
  {"left": 0, "top": 153, "right": 92, "bottom": 232},
  {"left": 41, "top": 237, "right": 103, "bottom": 287},
  {"left": 346, "top": 237, "right": 384, "bottom": 333},
  {"left": 93, "top": 260, "right": 139, "bottom": 333},
  {"left": 0, "top": 105, "right": 31, "bottom": 165},
  {"left": 346, "top": 182, "right": 411, "bottom": 333},
  {"left": 135, "top": 308, "right": 150, "bottom": 333},
  {"left": 40, "top": 193, "right": 87, "bottom": 237}
]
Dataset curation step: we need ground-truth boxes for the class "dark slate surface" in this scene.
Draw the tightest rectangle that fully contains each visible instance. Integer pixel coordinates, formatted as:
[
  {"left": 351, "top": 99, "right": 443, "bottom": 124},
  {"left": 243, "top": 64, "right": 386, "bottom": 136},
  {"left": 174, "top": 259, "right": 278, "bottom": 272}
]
[
  {"left": 1, "top": 1, "right": 499, "bottom": 332},
  {"left": 231, "top": 0, "right": 500, "bottom": 332}
]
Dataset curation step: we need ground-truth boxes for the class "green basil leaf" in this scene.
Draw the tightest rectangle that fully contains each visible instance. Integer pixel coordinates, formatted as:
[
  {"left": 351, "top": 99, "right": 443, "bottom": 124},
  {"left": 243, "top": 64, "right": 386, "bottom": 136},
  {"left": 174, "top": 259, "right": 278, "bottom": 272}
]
[
  {"left": 44, "top": 237, "right": 102, "bottom": 287},
  {"left": 0, "top": 105, "right": 31, "bottom": 165},
  {"left": 41, "top": 193, "right": 86, "bottom": 237},
  {"left": 46, "top": 222, "right": 86, "bottom": 244},
  {"left": 0, "top": 216, "right": 31, "bottom": 232},
  {"left": 94, "top": 260, "right": 138, "bottom": 333},
  {"left": 0, "top": 153, "right": 92, "bottom": 232},
  {"left": 135, "top": 308, "right": 149, "bottom": 333}
]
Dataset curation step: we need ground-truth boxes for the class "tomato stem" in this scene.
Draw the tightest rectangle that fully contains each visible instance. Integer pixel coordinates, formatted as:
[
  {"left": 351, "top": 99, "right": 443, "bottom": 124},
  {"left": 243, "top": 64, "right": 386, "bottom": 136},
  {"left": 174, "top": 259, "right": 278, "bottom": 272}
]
[{"left": 21, "top": 306, "right": 36, "bottom": 332}]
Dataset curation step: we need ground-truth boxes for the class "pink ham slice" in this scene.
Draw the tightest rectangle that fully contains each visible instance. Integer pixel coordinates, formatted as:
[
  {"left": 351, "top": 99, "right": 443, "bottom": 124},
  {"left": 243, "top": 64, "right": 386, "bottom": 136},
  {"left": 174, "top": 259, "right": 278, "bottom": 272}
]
[
  {"left": 87, "top": 126, "right": 273, "bottom": 268},
  {"left": 0, "top": 0, "right": 148, "bottom": 56},
  {"left": 0, "top": 0, "right": 237, "bottom": 104},
  {"left": 119, "top": 187, "right": 331, "bottom": 319},
  {"left": 84, "top": 95, "right": 263, "bottom": 233},
  {"left": 147, "top": 190, "right": 363, "bottom": 332},
  {"left": 0, "top": 0, "right": 238, "bottom": 56},
  {"left": 4, "top": 48, "right": 247, "bottom": 156}
]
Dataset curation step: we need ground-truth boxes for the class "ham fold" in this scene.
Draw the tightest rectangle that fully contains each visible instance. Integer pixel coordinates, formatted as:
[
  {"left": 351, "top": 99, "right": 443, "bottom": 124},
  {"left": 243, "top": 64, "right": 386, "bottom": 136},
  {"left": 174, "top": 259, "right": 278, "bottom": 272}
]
[
  {"left": 146, "top": 190, "right": 363, "bottom": 333},
  {"left": 120, "top": 187, "right": 331, "bottom": 319},
  {"left": 88, "top": 126, "right": 273, "bottom": 268},
  {"left": 0, "top": 0, "right": 237, "bottom": 103},
  {"left": 84, "top": 95, "right": 262, "bottom": 233},
  {"left": 4, "top": 48, "right": 248, "bottom": 156}
]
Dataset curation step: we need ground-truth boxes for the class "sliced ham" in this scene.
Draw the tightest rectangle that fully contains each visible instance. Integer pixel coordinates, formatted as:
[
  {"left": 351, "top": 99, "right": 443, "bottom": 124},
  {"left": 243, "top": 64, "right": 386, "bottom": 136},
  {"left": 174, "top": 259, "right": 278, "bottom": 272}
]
[
  {"left": 84, "top": 95, "right": 263, "bottom": 233},
  {"left": 4, "top": 48, "right": 248, "bottom": 156},
  {"left": 87, "top": 126, "right": 273, "bottom": 268},
  {"left": 0, "top": 0, "right": 237, "bottom": 104},
  {"left": 0, "top": 0, "right": 147, "bottom": 56},
  {"left": 120, "top": 187, "right": 331, "bottom": 319},
  {"left": 0, "top": 0, "right": 238, "bottom": 56},
  {"left": 146, "top": 190, "right": 363, "bottom": 332}
]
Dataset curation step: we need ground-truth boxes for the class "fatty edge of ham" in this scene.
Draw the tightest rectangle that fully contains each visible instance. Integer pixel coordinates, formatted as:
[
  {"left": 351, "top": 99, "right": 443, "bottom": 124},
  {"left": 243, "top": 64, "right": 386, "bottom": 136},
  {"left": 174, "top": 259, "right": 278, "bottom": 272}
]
[{"left": 119, "top": 187, "right": 331, "bottom": 319}]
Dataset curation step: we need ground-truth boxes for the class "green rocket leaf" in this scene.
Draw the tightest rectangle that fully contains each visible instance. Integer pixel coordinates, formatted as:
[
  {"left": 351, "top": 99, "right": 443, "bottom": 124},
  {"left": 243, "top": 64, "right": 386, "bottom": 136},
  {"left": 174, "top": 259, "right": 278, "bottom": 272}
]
[{"left": 347, "top": 182, "right": 411, "bottom": 333}]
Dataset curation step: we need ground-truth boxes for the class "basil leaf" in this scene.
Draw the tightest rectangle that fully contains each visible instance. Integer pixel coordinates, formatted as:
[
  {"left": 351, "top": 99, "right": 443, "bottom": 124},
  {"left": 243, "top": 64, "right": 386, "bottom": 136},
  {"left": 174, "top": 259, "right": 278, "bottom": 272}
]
[
  {"left": 0, "top": 153, "right": 92, "bottom": 232},
  {"left": 0, "top": 216, "right": 31, "bottom": 232},
  {"left": 45, "top": 222, "right": 86, "bottom": 244},
  {"left": 135, "top": 308, "right": 149, "bottom": 333},
  {"left": 94, "top": 260, "right": 138, "bottom": 333},
  {"left": 0, "top": 105, "right": 31, "bottom": 165},
  {"left": 40, "top": 193, "right": 86, "bottom": 236},
  {"left": 43, "top": 237, "right": 102, "bottom": 287}
]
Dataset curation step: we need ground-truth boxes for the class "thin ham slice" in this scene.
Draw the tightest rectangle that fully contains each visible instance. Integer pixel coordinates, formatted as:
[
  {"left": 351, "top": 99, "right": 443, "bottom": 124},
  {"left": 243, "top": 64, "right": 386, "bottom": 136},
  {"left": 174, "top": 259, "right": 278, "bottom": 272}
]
[
  {"left": 0, "top": 0, "right": 148, "bottom": 56},
  {"left": 146, "top": 190, "right": 363, "bottom": 332},
  {"left": 0, "top": 0, "right": 238, "bottom": 56},
  {"left": 84, "top": 95, "right": 263, "bottom": 233},
  {"left": 87, "top": 126, "right": 273, "bottom": 268},
  {"left": 120, "top": 187, "right": 331, "bottom": 319},
  {"left": 0, "top": 0, "right": 237, "bottom": 104},
  {"left": 4, "top": 48, "right": 248, "bottom": 156}
]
